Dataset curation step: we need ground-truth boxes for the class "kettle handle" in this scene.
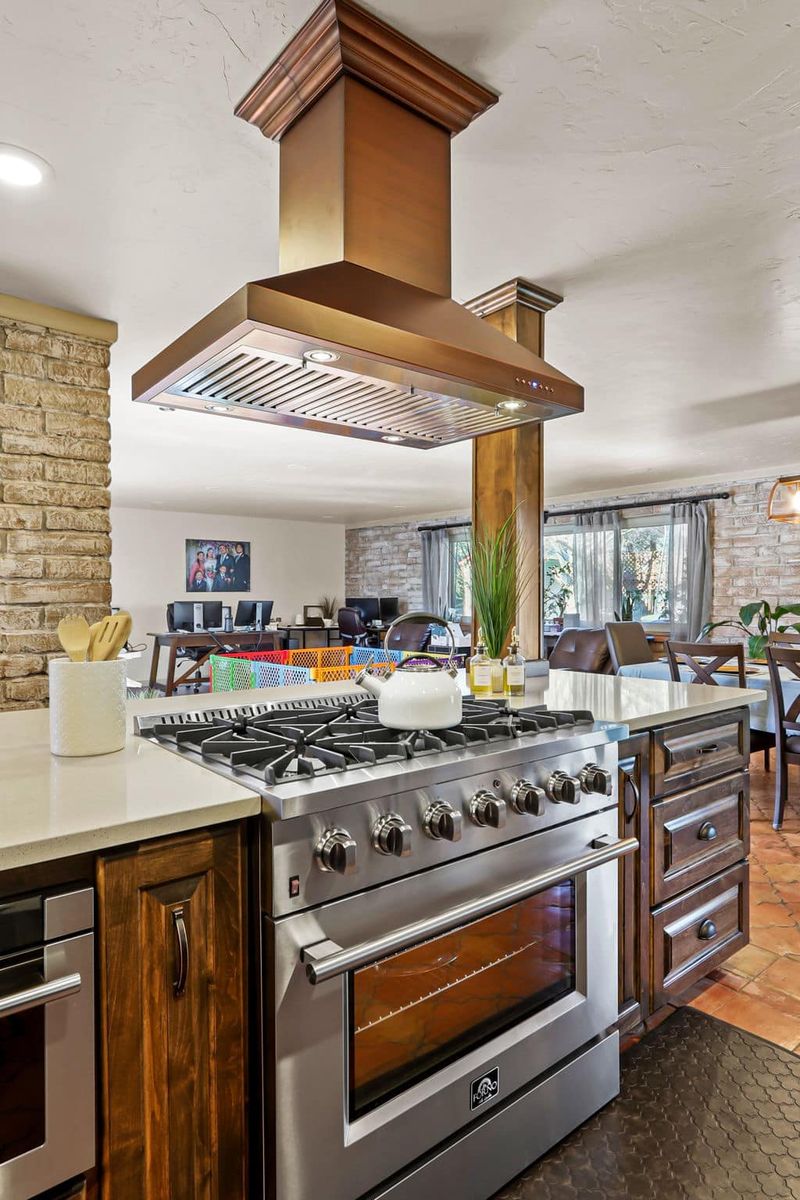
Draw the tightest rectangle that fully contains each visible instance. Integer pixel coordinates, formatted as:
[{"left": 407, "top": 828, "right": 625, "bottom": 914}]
[{"left": 383, "top": 611, "right": 457, "bottom": 658}]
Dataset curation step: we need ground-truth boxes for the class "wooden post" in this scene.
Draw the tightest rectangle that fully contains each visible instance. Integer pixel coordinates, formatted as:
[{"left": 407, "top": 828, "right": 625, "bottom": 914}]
[{"left": 468, "top": 279, "right": 563, "bottom": 661}]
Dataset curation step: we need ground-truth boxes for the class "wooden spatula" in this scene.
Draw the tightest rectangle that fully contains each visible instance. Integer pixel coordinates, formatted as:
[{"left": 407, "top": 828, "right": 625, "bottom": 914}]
[
  {"left": 57, "top": 615, "right": 91, "bottom": 662},
  {"left": 92, "top": 612, "right": 133, "bottom": 661}
]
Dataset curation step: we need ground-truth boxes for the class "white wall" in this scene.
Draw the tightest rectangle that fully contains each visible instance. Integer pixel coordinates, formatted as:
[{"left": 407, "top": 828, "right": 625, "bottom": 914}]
[{"left": 111, "top": 506, "right": 346, "bottom": 683}]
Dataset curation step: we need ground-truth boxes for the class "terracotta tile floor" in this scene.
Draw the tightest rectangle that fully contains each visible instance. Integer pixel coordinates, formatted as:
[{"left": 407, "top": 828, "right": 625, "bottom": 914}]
[{"left": 686, "top": 755, "right": 800, "bottom": 1050}]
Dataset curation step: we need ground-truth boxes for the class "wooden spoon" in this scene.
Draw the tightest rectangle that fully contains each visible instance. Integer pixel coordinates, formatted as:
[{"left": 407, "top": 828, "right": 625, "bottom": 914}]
[
  {"left": 57, "top": 615, "right": 91, "bottom": 662},
  {"left": 92, "top": 612, "right": 132, "bottom": 661}
]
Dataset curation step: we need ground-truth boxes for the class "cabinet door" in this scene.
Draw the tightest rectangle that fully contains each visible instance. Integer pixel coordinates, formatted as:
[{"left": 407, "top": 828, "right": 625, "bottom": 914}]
[
  {"left": 617, "top": 733, "right": 650, "bottom": 1031},
  {"left": 96, "top": 826, "right": 247, "bottom": 1200}
]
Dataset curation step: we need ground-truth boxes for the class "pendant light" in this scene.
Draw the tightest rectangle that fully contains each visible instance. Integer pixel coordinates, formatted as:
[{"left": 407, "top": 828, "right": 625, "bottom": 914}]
[{"left": 767, "top": 476, "right": 800, "bottom": 522}]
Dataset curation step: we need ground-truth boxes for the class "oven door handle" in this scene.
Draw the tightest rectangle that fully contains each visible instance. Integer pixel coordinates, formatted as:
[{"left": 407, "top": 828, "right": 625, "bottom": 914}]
[
  {"left": 301, "top": 835, "right": 639, "bottom": 985},
  {"left": 0, "top": 971, "right": 82, "bottom": 1018}
]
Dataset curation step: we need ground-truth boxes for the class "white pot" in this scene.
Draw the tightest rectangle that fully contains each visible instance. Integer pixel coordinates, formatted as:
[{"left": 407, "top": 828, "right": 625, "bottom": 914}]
[
  {"left": 49, "top": 658, "right": 127, "bottom": 757},
  {"left": 323, "top": 618, "right": 333, "bottom": 628}
]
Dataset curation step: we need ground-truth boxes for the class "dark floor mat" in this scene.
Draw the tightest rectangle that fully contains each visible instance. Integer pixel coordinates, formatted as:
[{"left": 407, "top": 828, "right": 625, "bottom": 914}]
[{"left": 491, "top": 1006, "right": 800, "bottom": 1199}]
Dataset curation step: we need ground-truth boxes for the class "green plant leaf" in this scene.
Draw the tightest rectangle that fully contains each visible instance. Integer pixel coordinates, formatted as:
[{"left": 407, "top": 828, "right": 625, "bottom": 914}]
[
  {"left": 775, "top": 605, "right": 800, "bottom": 619},
  {"left": 739, "top": 601, "right": 764, "bottom": 627}
]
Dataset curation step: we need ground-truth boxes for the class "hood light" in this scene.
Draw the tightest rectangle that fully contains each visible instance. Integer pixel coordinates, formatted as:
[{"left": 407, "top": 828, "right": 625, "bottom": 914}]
[
  {"left": 382, "top": 435, "right": 405, "bottom": 444},
  {"left": 0, "top": 145, "right": 51, "bottom": 188},
  {"left": 304, "top": 349, "right": 339, "bottom": 364},
  {"left": 206, "top": 403, "right": 230, "bottom": 413},
  {"left": 496, "top": 399, "right": 528, "bottom": 414}
]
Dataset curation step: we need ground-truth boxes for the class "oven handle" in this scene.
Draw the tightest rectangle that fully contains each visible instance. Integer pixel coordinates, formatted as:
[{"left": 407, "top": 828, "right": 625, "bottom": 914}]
[
  {"left": 0, "top": 972, "right": 82, "bottom": 1018},
  {"left": 301, "top": 835, "right": 639, "bottom": 985}
]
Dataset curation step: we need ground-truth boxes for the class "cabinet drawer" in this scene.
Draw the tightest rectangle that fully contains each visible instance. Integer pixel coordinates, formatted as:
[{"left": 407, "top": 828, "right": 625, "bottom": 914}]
[
  {"left": 651, "top": 773, "right": 749, "bottom": 904},
  {"left": 652, "top": 710, "right": 748, "bottom": 797},
  {"left": 651, "top": 862, "right": 748, "bottom": 1008}
]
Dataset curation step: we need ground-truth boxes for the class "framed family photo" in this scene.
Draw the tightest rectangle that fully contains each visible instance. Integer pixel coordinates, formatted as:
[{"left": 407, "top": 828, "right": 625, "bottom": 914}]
[{"left": 185, "top": 539, "right": 251, "bottom": 592}]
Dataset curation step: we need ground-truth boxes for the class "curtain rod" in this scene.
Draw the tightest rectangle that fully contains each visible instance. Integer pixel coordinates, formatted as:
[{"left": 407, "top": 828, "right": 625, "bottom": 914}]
[
  {"left": 543, "top": 491, "right": 730, "bottom": 521},
  {"left": 417, "top": 519, "right": 471, "bottom": 533}
]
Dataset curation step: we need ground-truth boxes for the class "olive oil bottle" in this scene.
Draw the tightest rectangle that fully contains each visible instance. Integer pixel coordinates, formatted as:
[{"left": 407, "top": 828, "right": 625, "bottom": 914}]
[
  {"left": 470, "top": 631, "right": 492, "bottom": 697},
  {"left": 503, "top": 628, "right": 526, "bottom": 696}
]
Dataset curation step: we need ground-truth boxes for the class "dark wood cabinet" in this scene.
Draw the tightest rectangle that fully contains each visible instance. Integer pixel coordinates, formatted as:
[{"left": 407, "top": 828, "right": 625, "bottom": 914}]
[
  {"left": 96, "top": 826, "right": 247, "bottom": 1200},
  {"left": 618, "top": 707, "right": 751, "bottom": 1032}
]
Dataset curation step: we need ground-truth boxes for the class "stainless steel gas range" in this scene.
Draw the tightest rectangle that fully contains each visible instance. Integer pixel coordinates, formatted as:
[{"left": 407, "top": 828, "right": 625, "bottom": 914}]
[{"left": 137, "top": 695, "right": 636, "bottom": 1200}]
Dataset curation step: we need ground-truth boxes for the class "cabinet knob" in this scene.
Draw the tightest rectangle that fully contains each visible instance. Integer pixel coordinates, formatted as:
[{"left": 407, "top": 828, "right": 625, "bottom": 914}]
[
  {"left": 697, "top": 822, "right": 718, "bottom": 841},
  {"left": 697, "top": 919, "right": 717, "bottom": 941}
]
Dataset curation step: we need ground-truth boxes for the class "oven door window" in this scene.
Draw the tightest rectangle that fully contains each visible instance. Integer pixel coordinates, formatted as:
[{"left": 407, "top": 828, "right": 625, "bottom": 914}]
[
  {"left": 0, "top": 956, "right": 46, "bottom": 1163},
  {"left": 349, "top": 881, "right": 576, "bottom": 1118}
]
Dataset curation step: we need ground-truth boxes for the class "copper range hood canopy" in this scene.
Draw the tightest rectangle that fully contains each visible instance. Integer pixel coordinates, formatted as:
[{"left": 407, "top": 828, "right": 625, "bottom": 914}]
[{"left": 132, "top": 0, "right": 584, "bottom": 449}]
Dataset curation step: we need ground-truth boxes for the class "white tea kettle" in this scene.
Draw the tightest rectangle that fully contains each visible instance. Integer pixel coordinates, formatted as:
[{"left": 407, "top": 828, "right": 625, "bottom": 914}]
[{"left": 356, "top": 612, "right": 462, "bottom": 730}]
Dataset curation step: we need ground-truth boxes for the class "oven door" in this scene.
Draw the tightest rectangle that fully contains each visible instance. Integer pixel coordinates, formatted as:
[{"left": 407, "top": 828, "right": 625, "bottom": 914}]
[{"left": 268, "top": 808, "right": 635, "bottom": 1200}]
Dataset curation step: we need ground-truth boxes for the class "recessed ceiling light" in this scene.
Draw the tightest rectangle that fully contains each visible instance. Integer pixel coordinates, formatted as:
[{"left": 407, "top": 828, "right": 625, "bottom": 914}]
[
  {"left": 381, "top": 435, "right": 405, "bottom": 444},
  {"left": 205, "top": 403, "right": 230, "bottom": 413},
  {"left": 496, "top": 399, "right": 528, "bottom": 414},
  {"left": 303, "top": 349, "right": 339, "bottom": 364},
  {"left": 0, "top": 144, "right": 52, "bottom": 188}
]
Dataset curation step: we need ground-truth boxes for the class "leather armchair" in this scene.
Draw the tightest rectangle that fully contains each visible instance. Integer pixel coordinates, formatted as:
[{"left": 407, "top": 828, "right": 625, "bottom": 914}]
[{"left": 549, "top": 628, "right": 613, "bottom": 674}]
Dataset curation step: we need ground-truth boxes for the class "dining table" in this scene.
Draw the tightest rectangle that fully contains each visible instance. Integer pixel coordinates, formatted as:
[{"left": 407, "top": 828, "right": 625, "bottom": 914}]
[{"left": 617, "top": 659, "right": 796, "bottom": 733}]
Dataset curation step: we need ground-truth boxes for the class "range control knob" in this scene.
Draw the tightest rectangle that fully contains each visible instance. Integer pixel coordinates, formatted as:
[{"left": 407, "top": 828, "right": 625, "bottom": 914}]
[
  {"left": 424, "top": 801, "right": 463, "bottom": 842},
  {"left": 547, "top": 771, "right": 581, "bottom": 805},
  {"left": 315, "top": 828, "right": 358, "bottom": 875},
  {"left": 510, "top": 779, "right": 547, "bottom": 817},
  {"left": 469, "top": 790, "right": 507, "bottom": 829},
  {"left": 579, "top": 762, "right": 614, "bottom": 796},
  {"left": 372, "top": 813, "right": 413, "bottom": 857}
]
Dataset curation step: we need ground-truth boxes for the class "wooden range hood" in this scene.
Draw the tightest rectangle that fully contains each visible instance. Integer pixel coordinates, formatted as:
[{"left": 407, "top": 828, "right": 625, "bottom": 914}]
[{"left": 132, "top": 0, "right": 583, "bottom": 449}]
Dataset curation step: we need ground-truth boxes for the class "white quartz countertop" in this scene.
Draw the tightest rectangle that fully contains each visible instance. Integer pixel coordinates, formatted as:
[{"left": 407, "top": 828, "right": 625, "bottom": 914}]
[{"left": 0, "top": 670, "right": 764, "bottom": 874}]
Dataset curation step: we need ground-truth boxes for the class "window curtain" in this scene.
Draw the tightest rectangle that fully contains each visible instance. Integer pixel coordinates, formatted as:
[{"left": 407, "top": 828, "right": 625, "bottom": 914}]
[
  {"left": 421, "top": 528, "right": 450, "bottom": 616},
  {"left": 573, "top": 511, "right": 621, "bottom": 627},
  {"left": 668, "top": 502, "right": 711, "bottom": 639}
]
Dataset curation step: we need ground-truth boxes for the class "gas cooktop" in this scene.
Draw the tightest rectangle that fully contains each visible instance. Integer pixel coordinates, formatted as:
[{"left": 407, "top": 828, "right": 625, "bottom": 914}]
[{"left": 136, "top": 696, "right": 594, "bottom": 786}]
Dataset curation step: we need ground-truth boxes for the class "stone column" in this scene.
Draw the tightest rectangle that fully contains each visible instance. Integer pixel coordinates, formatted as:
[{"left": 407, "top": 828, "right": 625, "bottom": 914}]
[{"left": 0, "top": 294, "right": 117, "bottom": 710}]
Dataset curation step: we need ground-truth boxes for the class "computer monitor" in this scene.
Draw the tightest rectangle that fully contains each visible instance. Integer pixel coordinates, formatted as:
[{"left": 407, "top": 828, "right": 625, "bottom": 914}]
[
  {"left": 235, "top": 600, "right": 274, "bottom": 629},
  {"left": 346, "top": 596, "right": 381, "bottom": 625},
  {"left": 172, "top": 601, "right": 196, "bottom": 632},
  {"left": 379, "top": 597, "right": 400, "bottom": 624},
  {"left": 203, "top": 601, "right": 222, "bottom": 629}
]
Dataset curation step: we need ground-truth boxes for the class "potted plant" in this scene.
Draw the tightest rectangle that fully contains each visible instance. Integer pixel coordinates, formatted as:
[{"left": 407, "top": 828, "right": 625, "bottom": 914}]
[
  {"left": 319, "top": 595, "right": 338, "bottom": 628},
  {"left": 470, "top": 512, "right": 531, "bottom": 693},
  {"left": 703, "top": 600, "right": 800, "bottom": 660}
]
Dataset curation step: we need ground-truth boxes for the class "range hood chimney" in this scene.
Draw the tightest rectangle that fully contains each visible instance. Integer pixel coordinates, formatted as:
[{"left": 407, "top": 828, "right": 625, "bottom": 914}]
[{"left": 132, "top": 0, "right": 583, "bottom": 448}]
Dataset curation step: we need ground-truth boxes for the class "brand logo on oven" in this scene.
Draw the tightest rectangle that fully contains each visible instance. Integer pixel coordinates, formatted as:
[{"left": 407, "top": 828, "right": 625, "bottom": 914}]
[{"left": 470, "top": 1066, "right": 499, "bottom": 1111}]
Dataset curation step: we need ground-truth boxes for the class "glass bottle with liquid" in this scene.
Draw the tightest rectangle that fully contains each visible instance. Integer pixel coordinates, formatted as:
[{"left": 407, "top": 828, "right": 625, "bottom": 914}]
[
  {"left": 503, "top": 628, "right": 526, "bottom": 697},
  {"left": 470, "top": 633, "right": 492, "bottom": 697}
]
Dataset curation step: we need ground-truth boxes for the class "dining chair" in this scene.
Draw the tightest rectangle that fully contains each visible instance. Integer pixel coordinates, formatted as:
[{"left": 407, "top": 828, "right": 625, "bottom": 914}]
[
  {"left": 605, "top": 622, "right": 653, "bottom": 673},
  {"left": 666, "top": 639, "right": 773, "bottom": 768},
  {"left": 549, "top": 629, "right": 613, "bottom": 674},
  {"left": 766, "top": 646, "right": 800, "bottom": 828},
  {"left": 769, "top": 631, "right": 800, "bottom": 648},
  {"left": 665, "top": 639, "right": 746, "bottom": 685}
]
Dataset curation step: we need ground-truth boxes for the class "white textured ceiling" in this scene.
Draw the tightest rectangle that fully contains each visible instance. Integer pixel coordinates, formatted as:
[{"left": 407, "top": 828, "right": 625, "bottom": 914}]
[{"left": 1, "top": 0, "right": 799, "bottom": 523}]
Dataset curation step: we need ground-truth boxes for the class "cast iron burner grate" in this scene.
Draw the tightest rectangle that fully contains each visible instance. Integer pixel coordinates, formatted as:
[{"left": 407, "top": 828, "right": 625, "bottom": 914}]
[{"left": 139, "top": 698, "right": 594, "bottom": 786}]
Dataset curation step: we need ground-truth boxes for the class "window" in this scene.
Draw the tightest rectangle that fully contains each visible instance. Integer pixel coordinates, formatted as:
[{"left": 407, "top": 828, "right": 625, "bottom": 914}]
[
  {"left": 544, "top": 514, "right": 688, "bottom": 631},
  {"left": 447, "top": 529, "right": 471, "bottom": 621}
]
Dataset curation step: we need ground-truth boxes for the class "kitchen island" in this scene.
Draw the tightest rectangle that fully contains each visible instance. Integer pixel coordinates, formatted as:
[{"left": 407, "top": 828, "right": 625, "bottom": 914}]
[{"left": 0, "top": 670, "right": 765, "bottom": 1200}]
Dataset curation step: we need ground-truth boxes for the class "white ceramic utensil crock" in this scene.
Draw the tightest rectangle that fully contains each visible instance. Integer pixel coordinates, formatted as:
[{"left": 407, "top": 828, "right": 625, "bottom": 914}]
[{"left": 49, "top": 658, "right": 127, "bottom": 756}]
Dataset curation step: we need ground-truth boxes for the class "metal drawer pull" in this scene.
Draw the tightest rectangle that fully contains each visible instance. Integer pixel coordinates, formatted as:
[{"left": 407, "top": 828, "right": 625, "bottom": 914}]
[
  {"left": 697, "top": 822, "right": 718, "bottom": 841},
  {"left": 0, "top": 972, "right": 82, "bottom": 1018},
  {"left": 698, "top": 919, "right": 717, "bottom": 941},
  {"left": 698, "top": 743, "right": 720, "bottom": 754},
  {"left": 173, "top": 908, "right": 189, "bottom": 997},
  {"left": 302, "top": 835, "right": 639, "bottom": 985}
]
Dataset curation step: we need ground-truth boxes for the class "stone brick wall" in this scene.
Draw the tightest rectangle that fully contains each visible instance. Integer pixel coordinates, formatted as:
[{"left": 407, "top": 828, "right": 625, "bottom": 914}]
[
  {"left": 0, "top": 301, "right": 116, "bottom": 710},
  {"left": 346, "top": 479, "right": 800, "bottom": 632}
]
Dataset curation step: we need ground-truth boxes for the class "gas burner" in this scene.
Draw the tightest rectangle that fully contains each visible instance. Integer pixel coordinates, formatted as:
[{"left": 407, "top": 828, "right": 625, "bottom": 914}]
[{"left": 137, "top": 696, "right": 597, "bottom": 787}]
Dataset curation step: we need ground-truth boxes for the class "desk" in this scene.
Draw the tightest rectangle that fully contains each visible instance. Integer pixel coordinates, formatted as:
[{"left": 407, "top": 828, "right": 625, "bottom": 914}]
[
  {"left": 277, "top": 624, "right": 339, "bottom": 649},
  {"left": 148, "top": 630, "right": 277, "bottom": 697},
  {"left": 617, "top": 660, "right": 797, "bottom": 733}
]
